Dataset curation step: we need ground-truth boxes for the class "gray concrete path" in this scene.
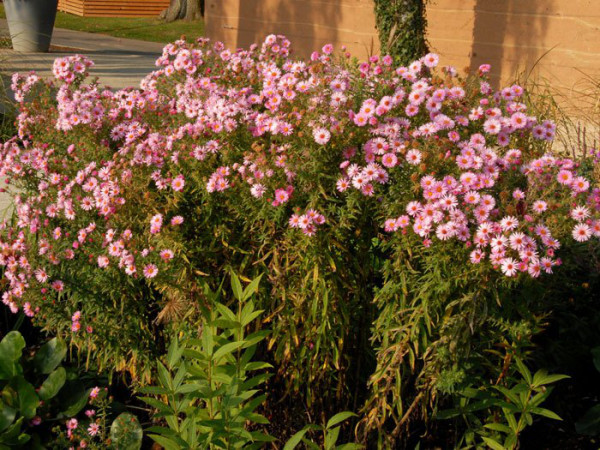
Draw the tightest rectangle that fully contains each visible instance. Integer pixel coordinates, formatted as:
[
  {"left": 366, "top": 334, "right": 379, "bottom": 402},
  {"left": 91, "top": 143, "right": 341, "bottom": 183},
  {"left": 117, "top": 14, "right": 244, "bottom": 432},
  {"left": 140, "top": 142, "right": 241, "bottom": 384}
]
[
  {"left": 1, "top": 19, "right": 165, "bottom": 89},
  {"left": 0, "top": 21, "right": 168, "bottom": 216}
]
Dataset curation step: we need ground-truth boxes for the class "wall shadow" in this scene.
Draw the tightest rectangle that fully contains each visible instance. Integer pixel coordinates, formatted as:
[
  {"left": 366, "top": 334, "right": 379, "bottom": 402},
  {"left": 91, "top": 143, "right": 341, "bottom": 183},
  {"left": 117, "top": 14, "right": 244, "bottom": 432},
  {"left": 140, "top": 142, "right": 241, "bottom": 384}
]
[{"left": 470, "top": 0, "right": 553, "bottom": 87}]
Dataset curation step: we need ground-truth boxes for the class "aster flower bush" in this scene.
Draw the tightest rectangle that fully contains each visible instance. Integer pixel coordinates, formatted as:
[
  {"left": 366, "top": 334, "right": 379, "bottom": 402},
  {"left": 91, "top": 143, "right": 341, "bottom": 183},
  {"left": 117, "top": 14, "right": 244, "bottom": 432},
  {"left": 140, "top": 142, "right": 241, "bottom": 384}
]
[{"left": 0, "top": 34, "right": 599, "bottom": 445}]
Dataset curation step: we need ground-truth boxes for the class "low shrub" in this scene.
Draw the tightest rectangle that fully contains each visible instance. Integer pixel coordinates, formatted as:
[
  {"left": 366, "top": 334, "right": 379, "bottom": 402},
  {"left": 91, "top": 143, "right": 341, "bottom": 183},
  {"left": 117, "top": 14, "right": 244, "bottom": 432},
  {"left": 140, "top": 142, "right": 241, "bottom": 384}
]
[{"left": 0, "top": 35, "right": 598, "bottom": 446}]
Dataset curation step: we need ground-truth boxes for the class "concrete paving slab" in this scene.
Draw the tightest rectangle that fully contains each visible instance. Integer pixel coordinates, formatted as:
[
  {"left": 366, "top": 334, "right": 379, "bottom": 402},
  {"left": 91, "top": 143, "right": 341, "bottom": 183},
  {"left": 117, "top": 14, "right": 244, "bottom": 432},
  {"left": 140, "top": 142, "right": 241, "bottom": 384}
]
[{"left": 1, "top": 19, "right": 165, "bottom": 90}]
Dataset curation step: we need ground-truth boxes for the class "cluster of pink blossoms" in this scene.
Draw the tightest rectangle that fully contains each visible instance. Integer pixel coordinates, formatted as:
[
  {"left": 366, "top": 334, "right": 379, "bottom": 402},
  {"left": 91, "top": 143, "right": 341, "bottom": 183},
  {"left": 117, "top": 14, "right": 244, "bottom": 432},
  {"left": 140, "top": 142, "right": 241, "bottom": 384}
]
[{"left": 0, "top": 33, "right": 598, "bottom": 323}]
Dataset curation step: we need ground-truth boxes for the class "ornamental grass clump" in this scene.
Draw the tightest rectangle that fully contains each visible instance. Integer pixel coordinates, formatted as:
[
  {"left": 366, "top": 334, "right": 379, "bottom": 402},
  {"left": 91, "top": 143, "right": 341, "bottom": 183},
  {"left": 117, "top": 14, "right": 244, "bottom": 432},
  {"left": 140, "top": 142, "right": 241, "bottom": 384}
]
[{"left": 0, "top": 35, "right": 598, "bottom": 444}]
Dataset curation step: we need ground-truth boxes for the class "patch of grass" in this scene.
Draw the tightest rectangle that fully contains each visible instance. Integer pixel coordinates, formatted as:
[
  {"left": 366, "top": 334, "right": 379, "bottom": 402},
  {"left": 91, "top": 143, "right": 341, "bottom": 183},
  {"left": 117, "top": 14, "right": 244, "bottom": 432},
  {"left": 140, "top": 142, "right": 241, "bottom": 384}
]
[{"left": 0, "top": 5, "right": 204, "bottom": 43}]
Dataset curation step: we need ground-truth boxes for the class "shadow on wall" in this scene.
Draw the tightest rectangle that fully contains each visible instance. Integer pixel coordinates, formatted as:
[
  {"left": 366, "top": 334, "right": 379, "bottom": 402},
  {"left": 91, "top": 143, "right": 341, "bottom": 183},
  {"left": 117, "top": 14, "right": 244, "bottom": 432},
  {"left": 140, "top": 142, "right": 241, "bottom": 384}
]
[
  {"left": 237, "top": 0, "right": 341, "bottom": 58},
  {"left": 470, "top": 0, "right": 553, "bottom": 87}
]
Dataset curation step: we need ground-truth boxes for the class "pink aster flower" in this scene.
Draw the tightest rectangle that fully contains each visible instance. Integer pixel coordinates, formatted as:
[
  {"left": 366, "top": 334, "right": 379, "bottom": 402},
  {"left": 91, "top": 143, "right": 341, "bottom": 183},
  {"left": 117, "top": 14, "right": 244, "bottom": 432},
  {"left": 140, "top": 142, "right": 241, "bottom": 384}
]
[
  {"left": 171, "top": 175, "right": 185, "bottom": 192},
  {"left": 143, "top": 264, "right": 158, "bottom": 279},
  {"left": 572, "top": 223, "right": 592, "bottom": 242},
  {"left": 171, "top": 216, "right": 184, "bottom": 225},
  {"left": 313, "top": 127, "right": 331, "bottom": 145},
  {"left": 501, "top": 258, "right": 518, "bottom": 277}
]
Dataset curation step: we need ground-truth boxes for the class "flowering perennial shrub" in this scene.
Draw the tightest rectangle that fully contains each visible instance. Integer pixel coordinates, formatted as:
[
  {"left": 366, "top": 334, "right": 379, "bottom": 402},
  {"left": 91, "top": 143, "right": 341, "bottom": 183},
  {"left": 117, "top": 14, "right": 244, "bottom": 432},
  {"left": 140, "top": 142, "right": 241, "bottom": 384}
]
[{"left": 0, "top": 34, "right": 599, "bottom": 443}]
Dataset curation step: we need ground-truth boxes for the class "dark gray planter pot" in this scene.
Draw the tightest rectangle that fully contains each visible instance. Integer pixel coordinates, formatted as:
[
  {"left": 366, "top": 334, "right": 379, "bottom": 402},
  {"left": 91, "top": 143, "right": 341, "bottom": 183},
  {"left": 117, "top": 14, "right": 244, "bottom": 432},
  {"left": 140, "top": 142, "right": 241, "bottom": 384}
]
[{"left": 4, "top": 0, "right": 58, "bottom": 52}]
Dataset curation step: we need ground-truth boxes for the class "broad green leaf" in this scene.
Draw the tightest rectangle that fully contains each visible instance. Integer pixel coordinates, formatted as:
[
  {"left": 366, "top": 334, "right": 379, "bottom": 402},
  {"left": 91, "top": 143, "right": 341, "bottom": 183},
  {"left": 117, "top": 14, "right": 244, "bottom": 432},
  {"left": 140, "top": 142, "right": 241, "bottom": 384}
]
[
  {"left": 326, "top": 411, "right": 357, "bottom": 430},
  {"left": 15, "top": 377, "right": 39, "bottom": 419},
  {"left": 0, "top": 332, "right": 25, "bottom": 379},
  {"left": 336, "top": 444, "right": 363, "bottom": 450},
  {"left": 592, "top": 347, "right": 600, "bottom": 373},
  {"left": 0, "top": 403, "right": 16, "bottom": 433},
  {"left": 38, "top": 367, "right": 66, "bottom": 401},
  {"left": 32, "top": 338, "right": 67, "bottom": 375},
  {"left": 59, "top": 382, "right": 90, "bottom": 417},
  {"left": 110, "top": 413, "right": 142, "bottom": 450},
  {"left": 575, "top": 404, "right": 600, "bottom": 435}
]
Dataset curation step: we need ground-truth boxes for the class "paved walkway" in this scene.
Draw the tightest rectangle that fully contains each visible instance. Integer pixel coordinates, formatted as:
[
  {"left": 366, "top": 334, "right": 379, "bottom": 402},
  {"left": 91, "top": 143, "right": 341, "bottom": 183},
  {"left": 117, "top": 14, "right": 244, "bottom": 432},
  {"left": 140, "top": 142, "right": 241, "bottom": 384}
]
[
  {"left": 1, "top": 19, "right": 165, "bottom": 90},
  {"left": 0, "top": 22, "right": 167, "bottom": 216}
]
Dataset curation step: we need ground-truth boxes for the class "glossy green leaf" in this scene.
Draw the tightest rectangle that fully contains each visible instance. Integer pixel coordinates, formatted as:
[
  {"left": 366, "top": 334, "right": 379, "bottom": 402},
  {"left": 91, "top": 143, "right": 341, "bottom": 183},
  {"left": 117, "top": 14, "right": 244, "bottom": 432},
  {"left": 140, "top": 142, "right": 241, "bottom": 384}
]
[
  {"left": 32, "top": 338, "right": 67, "bottom": 375},
  {"left": 15, "top": 377, "right": 39, "bottom": 420},
  {"left": 0, "top": 332, "right": 25, "bottom": 380},
  {"left": 0, "top": 403, "right": 17, "bottom": 433},
  {"left": 38, "top": 367, "right": 66, "bottom": 401}
]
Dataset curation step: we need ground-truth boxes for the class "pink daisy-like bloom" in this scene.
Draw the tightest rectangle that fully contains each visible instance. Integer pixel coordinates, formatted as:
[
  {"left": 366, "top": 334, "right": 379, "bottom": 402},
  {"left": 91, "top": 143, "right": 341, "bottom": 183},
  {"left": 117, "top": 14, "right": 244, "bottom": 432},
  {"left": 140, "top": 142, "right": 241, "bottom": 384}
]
[
  {"left": 89, "top": 387, "right": 101, "bottom": 398},
  {"left": 470, "top": 249, "right": 485, "bottom": 264},
  {"left": 532, "top": 200, "right": 547, "bottom": 214},
  {"left": 572, "top": 223, "right": 592, "bottom": 242},
  {"left": 143, "top": 264, "right": 158, "bottom": 279},
  {"left": 570, "top": 206, "right": 590, "bottom": 222},
  {"left": 500, "top": 216, "right": 519, "bottom": 232},
  {"left": 160, "top": 249, "right": 174, "bottom": 261},
  {"left": 501, "top": 258, "right": 518, "bottom": 277},
  {"left": 171, "top": 216, "right": 184, "bottom": 226},
  {"left": 87, "top": 423, "right": 100, "bottom": 437},
  {"left": 313, "top": 127, "right": 331, "bottom": 145},
  {"left": 172, "top": 175, "right": 185, "bottom": 192},
  {"left": 483, "top": 119, "right": 501, "bottom": 135},
  {"left": 405, "top": 149, "right": 422, "bottom": 165},
  {"left": 97, "top": 256, "right": 109, "bottom": 268},
  {"left": 556, "top": 170, "right": 573, "bottom": 185},
  {"left": 336, "top": 178, "right": 349, "bottom": 192},
  {"left": 381, "top": 153, "right": 398, "bottom": 168}
]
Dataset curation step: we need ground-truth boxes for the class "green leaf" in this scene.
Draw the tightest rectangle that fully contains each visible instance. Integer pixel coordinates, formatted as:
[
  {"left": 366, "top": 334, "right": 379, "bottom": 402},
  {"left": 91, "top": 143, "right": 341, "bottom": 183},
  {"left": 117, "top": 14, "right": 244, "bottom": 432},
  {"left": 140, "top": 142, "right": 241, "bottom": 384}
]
[
  {"left": 0, "top": 332, "right": 25, "bottom": 379},
  {"left": 32, "top": 338, "right": 67, "bottom": 375},
  {"left": 0, "top": 403, "right": 17, "bottom": 433},
  {"left": 148, "top": 434, "right": 181, "bottom": 450},
  {"left": 482, "top": 436, "right": 506, "bottom": 450},
  {"left": 15, "top": 377, "right": 39, "bottom": 420},
  {"left": 336, "top": 444, "right": 364, "bottom": 450},
  {"left": 514, "top": 357, "right": 532, "bottom": 385},
  {"left": 531, "top": 370, "right": 570, "bottom": 388},
  {"left": 484, "top": 422, "right": 512, "bottom": 434},
  {"left": 284, "top": 427, "right": 313, "bottom": 450},
  {"left": 212, "top": 341, "right": 245, "bottom": 362},
  {"left": 230, "top": 273, "right": 243, "bottom": 301},
  {"left": 38, "top": 367, "right": 66, "bottom": 401},
  {"left": 325, "top": 426, "right": 340, "bottom": 449},
  {"left": 531, "top": 407, "right": 562, "bottom": 421},
  {"left": 110, "top": 413, "right": 142, "bottom": 450},
  {"left": 242, "top": 274, "right": 262, "bottom": 301},
  {"left": 575, "top": 404, "right": 600, "bottom": 435},
  {"left": 592, "top": 347, "right": 600, "bottom": 373},
  {"left": 59, "top": 382, "right": 90, "bottom": 417},
  {"left": 326, "top": 411, "right": 357, "bottom": 430}
]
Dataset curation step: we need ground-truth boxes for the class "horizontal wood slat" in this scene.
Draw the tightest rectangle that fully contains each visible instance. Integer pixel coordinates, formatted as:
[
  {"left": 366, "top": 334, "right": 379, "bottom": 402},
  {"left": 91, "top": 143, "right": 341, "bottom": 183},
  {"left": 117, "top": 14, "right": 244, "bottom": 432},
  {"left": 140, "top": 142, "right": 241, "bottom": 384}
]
[{"left": 58, "top": 0, "right": 170, "bottom": 17}]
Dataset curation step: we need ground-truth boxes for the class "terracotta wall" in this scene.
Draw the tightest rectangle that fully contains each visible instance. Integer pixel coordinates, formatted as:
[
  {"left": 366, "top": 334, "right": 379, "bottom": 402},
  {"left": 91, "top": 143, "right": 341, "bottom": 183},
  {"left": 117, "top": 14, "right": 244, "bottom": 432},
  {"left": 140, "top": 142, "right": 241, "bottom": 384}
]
[
  {"left": 206, "top": 0, "right": 600, "bottom": 115},
  {"left": 204, "top": 0, "right": 379, "bottom": 59}
]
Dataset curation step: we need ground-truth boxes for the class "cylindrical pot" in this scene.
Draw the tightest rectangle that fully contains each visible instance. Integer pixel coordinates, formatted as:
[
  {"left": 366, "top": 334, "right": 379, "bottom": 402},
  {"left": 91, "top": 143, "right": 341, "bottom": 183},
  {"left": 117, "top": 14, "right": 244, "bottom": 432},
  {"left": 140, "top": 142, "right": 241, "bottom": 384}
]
[{"left": 3, "top": 0, "right": 59, "bottom": 52}]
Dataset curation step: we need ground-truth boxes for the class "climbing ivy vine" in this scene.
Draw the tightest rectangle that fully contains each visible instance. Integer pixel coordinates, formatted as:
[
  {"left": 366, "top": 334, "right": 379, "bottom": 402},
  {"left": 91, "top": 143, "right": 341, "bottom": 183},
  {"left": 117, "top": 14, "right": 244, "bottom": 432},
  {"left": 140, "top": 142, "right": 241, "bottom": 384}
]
[{"left": 373, "top": 0, "right": 429, "bottom": 64}]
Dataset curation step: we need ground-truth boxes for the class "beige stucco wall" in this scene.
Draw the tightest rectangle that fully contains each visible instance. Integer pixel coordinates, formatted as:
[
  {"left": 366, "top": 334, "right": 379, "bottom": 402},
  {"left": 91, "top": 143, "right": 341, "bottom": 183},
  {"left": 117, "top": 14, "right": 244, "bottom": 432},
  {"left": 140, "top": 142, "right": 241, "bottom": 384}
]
[{"left": 205, "top": 0, "right": 600, "bottom": 117}]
